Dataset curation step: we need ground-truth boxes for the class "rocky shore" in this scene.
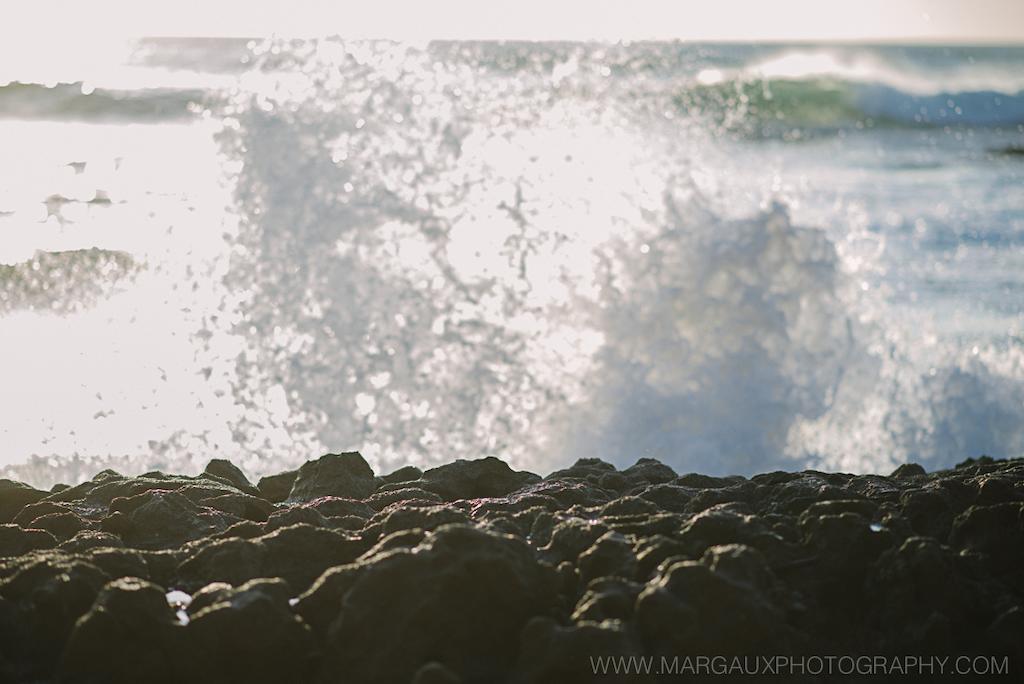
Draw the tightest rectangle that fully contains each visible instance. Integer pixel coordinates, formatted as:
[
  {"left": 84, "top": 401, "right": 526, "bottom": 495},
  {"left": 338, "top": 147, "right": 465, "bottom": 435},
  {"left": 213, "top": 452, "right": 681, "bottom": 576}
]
[{"left": 1, "top": 453, "right": 1022, "bottom": 682}]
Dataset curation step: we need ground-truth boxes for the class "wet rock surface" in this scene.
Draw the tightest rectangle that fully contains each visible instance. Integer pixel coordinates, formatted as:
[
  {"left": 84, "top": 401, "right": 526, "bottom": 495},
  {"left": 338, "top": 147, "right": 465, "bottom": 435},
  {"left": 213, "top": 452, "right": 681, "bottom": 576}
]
[{"left": 0, "top": 455, "right": 1022, "bottom": 682}]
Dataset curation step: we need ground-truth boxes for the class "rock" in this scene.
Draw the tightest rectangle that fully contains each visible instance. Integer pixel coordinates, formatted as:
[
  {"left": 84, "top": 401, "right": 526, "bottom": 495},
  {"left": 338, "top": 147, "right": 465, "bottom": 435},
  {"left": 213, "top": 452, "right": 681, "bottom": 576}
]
[
  {"left": 986, "top": 606, "right": 1024, "bottom": 660},
  {"left": 59, "top": 530, "right": 125, "bottom": 553},
  {"left": 577, "top": 531, "right": 637, "bottom": 585},
  {"left": 571, "top": 576, "right": 643, "bottom": 623},
  {"left": 259, "top": 523, "right": 367, "bottom": 590},
  {"left": 257, "top": 469, "right": 298, "bottom": 503},
  {"left": 798, "top": 510, "right": 896, "bottom": 613},
  {"left": 949, "top": 503, "right": 1024, "bottom": 581},
  {"left": 0, "top": 454, "right": 1021, "bottom": 681},
  {"left": 183, "top": 578, "right": 319, "bottom": 684},
  {"left": 287, "top": 452, "right": 376, "bottom": 502},
  {"left": 890, "top": 463, "right": 927, "bottom": 479},
  {"left": 293, "top": 563, "right": 367, "bottom": 636},
  {"left": 513, "top": 616, "right": 641, "bottom": 683},
  {"left": 633, "top": 534, "right": 690, "bottom": 580},
  {"left": 45, "top": 471, "right": 242, "bottom": 509},
  {"left": 86, "top": 547, "right": 150, "bottom": 581},
  {"left": 378, "top": 503, "right": 470, "bottom": 536},
  {"left": 185, "top": 581, "right": 231, "bottom": 616},
  {"left": 676, "top": 473, "right": 736, "bottom": 488},
  {"left": 622, "top": 458, "right": 677, "bottom": 485},
  {"left": 1, "top": 555, "right": 111, "bottom": 662},
  {"left": 546, "top": 458, "right": 617, "bottom": 482},
  {"left": 599, "top": 496, "right": 660, "bottom": 517},
  {"left": 199, "top": 492, "right": 274, "bottom": 522},
  {"left": 676, "top": 505, "right": 784, "bottom": 561},
  {"left": 202, "top": 458, "right": 258, "bottom": 494},
  {"left": 898, "top": 487, "right": 955, "bottom": 539},
  {"left": 0, "top": 524, "right": 58, "bottom": 557},
  {"left": 865, "top": 537, "right": 987, "bottom": 652},
  {"left": 413, "top": 661, "right": 462, "bottom": 684},
  {"left": 315, "top": 524, "right": 558, "bottom": 683},
  {"left": 417, "top": 457, "right": 540, "bottom": 501},
  {"left": 306, "top": 496, "right": 374, "bottom": 518},
  {"left": 57, "top": 577, "right": 183, "bottom": 684},
  {"left": 974, "top": 475, "right": 1021, "bottom": 505},
  {"left": 367, "top": 487, "right": 444, "bottom": 510},
  {"left": 174, "top": 537, "right": 266, "bottom": 589},
  {"left": 636, "top": 548, "right": 792, "bottom": 654},
  {"left": 380, "top": 465, "right": 423, "bottom": 485},
  {"left": 540, "top": 517, "right": 610, "bottom": 565},
  {"left": 102, "top": 490, "right": 227, "bottom": 549},
  {"left": 264, "top": 505, "right": 328, "bottom": 532},
  {"left": 13, "top": 500, "right": 69, "bottom": 527},
  {"left": 636, "top": 484, "right": 694, "bottom": 513},
  {"left": 0, "top": 480, "right": 47, "bottom": 524},
  {"left": 176, "top": 523, "right": 364, "bottom": 593},
  {"left": 25, "top": 511, "right": 88, "bottom": 541},
  {"left": 506, "top": 480, "right": 608, "bottom": 508}
]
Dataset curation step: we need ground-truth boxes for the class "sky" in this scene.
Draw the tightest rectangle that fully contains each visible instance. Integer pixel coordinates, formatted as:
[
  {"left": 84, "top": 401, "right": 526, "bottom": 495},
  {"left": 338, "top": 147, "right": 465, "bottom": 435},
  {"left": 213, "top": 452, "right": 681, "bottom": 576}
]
[{"left": 4, "top": 0, "right": 1024, "bottom": 43}]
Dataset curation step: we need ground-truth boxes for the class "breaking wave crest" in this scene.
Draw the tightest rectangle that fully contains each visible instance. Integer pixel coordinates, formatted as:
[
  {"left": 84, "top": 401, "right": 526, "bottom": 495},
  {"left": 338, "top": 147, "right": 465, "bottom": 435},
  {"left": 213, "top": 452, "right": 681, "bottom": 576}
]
[{"left": 0, "top": 81, "right": 209, "bottom": 122}]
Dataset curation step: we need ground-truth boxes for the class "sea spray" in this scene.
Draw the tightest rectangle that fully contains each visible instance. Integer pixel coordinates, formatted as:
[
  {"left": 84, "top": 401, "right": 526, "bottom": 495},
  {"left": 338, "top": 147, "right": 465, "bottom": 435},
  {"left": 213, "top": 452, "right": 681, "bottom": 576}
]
[{"left": 2, "top": 39, "right": 1023, "bottom": 486}]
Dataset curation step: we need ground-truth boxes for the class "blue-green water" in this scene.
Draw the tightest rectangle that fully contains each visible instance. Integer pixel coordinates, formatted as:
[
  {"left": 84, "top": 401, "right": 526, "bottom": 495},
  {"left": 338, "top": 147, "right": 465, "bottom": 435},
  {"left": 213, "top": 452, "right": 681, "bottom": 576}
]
[{"left": 1, "top": 39, "right": 1023, "bottom": 485}]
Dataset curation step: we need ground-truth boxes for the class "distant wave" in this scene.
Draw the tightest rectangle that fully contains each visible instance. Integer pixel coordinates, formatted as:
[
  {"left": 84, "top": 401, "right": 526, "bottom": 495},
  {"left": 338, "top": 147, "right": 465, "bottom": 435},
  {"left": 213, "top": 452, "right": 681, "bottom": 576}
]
[
  {"left": 682, "top": 47, "right": 1024, "bottom": 134},
  {"left": 680, "top": 77, "right": 1024, "bottom": 134},
  {"left": 0, "top": 249, "right": 136, "bottom": 313},
  {"left": 0, "top": 81, "right": 210, "bottom": 122}
]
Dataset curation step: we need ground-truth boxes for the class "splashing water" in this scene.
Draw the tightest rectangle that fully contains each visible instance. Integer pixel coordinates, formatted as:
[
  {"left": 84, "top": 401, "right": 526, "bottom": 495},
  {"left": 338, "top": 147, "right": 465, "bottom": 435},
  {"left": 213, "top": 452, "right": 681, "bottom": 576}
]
[{"left": 2, "top": 40, "right": 1024, "bottom": 485}]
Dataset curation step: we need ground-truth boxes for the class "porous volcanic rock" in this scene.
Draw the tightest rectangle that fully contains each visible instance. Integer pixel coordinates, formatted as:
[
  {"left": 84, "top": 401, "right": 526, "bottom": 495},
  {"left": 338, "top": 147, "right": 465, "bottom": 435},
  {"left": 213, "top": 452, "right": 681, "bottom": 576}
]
[
  {"left": 287, "top": 452, "right": 376, "bottom": 501},
  {"left": 0, "top": 452, "right": 1020, "bottom": 682}
]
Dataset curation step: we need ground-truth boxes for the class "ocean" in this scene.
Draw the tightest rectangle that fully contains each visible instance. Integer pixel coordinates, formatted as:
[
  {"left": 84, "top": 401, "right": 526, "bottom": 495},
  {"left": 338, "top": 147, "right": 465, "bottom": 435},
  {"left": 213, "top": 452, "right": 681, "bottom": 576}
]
[{"left": 1, "top": 38, "right": 1022, "bottom": 487}]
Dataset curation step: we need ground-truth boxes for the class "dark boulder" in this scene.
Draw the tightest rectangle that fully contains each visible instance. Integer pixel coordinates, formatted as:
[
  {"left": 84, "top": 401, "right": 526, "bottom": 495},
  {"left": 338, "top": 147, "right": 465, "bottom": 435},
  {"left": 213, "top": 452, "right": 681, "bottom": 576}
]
[
  {"left": 636, "top": 484, "right": 694, "bottom": 513},
  {"left": 540, "top": 517, "right": 610, "bottom": 566},
  {"left": 57, "top": 577, "right": 183, "bottom": 684},
  {"left": 378, "top": 503, "right": 470, "bottom": 536},
  {"left": 635, "top": 544, "right": 795, "bottom": 655},
  {"left": 102, "top": 490, "right": 227, "bottom": 549},
  {"left": 202, "top": 459, "right": 258, "bottom": 495},
  {"left": 865, "top": 536, "right": 994, "bottom": 653},
  {"left": 199, "top": 492, "right": 274, "bottom": 522},
  {"left": 264, "top": 505, "right": 329, "bottom": 532},
  {"left": 176, "top": 523, "right": 365, "bottom": 593},
  {"left": 890, "top": 462, "right": 927, "bottom": 479},
  {"left": 622, "top": 458, "right": 678, "bottom": 486},
  {"left": 367, "top": 486, "right": 444, "bottom": 510},
  {"left": 287, "top": 452, "right": 376, "bottom": 502},
  {"left": 380, "top": 465, "right": 423, "bottom": 485},
  {"left": 577, "top": 531, "right": 637, "bottom": 585},
  {"left": 0, "top": 480, "right": 47, "bottom": 524},
  {"left": 0, "top": 554, "right": 111, "bottom": 662},
  {"left": 513, "top": 616, "right": 641, "bottom": 683},
  {"left": 25, "top": 510, "right": 88, "bottom": 541},
  {"left": 571, "top": 576, "right": 643, "bottom": 623},
  {"left": 316, "top": 524, "right": 558, "bottom": 683},
  {"left": 13, "top": 500, "right": 69, "bottom": 527},
  {"left": 417, "top": 457, "right": 540, "bottom": 501},
  {"left": 949, "top": 503, "right": 1024, "bottom": 586},
  {"left": 257, "top": 469, "right": 297, "bottom": 503},
  {"left": 183, "top": 578, "right": 319, "bottom": 684},
  {"left": 58, "top": 530, "right": 125, "bottom": 553},
  {"left": 545, "top": 458, "right": 617, "bottom": 482},
  {"left": 0, "top": 524, "right": 57, "bottom": 557}
]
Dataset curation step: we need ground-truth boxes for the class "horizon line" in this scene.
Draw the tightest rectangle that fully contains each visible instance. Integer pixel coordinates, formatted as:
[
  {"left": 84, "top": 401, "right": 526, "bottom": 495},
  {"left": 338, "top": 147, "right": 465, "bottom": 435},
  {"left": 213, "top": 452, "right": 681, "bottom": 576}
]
[{"left": 134, "top": 34, "right": 1024, "bottom": 46}]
